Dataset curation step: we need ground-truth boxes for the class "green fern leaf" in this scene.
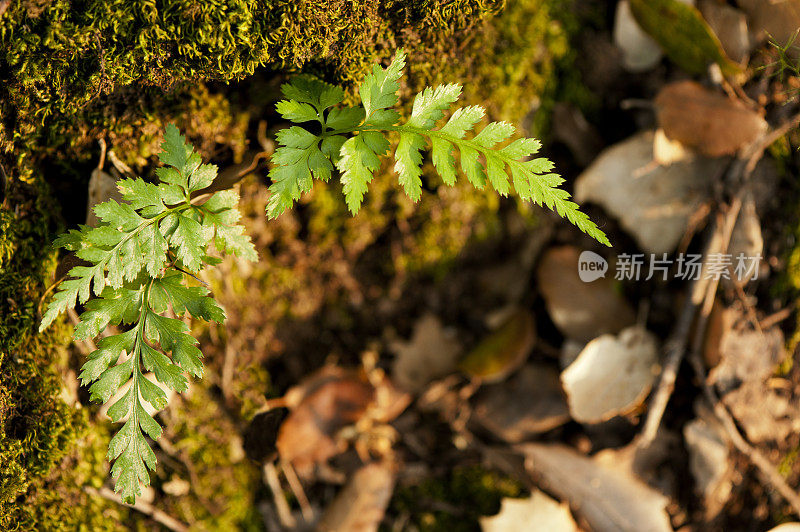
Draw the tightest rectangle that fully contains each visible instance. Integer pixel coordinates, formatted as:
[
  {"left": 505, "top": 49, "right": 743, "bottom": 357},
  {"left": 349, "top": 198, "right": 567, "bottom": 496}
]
[
  {"left": 41, "top": 126, "right": 257, "bottom": 503},
  {"left": 266, "top": 49, "right": 610, "bottom": 246}
]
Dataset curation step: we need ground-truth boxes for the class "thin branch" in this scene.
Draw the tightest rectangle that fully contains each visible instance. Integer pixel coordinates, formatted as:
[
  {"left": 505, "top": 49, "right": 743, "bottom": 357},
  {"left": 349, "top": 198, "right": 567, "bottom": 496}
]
[{"left": 85, "top": 486, "right": 190, "bottom": 532}]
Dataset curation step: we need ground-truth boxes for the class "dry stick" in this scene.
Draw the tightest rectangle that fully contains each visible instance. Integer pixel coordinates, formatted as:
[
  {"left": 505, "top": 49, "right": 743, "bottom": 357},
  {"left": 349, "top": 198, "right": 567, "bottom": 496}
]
[
  {"left": 639, "top": 109, "right": 800, "bottom": 447},
  {"left": 281, "top": 459, "right": 315, "bottom": 523},
  {"left": 263, "top": 462, "right": 296, "bottom": 529},
  {"left": 85, "top": 486, "right": 189, "bottom": 532}
]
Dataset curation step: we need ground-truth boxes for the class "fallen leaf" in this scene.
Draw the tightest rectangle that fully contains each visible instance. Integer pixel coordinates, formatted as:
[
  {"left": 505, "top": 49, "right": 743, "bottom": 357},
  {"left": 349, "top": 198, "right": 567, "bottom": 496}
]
[
  {"left": 472, "top": 363, "right": 570, "bottom": 442},
  {"left": 738, "top": 0, "right": 800, "bottom": 50},
  {"left": 537, "top": 246, "right": 635, "bottom": 343},
  {"left": 575, "top": 130, "right": 722, "bottom": 254},
  {"left": 723, "top": 380, "right": 800, "bottom": 444},
  {"left": 595, "top": 429, "right": 681, "bottom": 497},
  {"left": 276, "top": 370, "right": 375, "bottom": 477},
  {"left": 653, "top": 128, "right": 693, "bottom": 166},
  {"left": 480, "top": 490, "right": 578, "bottom": 532},
  {"left": 519, "top": 443, "right": 673, "bottom": 532},
  {"left": 707, "top": 310, "right": 785, "bottom": 393},
  {"left": 317, "top": 462, "right": 396, "bottom": 532},
  {"left": 458, "top": 308, "right": 536, "bottom": 382},
  {"left": 390, "top": 313, "right": 461, "bottom": 393},
  {"left": 561, "top": 326, "right": 659, "bottom": 423},
  {"left": 683, "top": 408, "right": 732, "bottom": 517},
  {"left": 768, "top": 524, "right": 800, "bottom": 532},
  {"left": 699, "top": 0, "right": 751, "bottom": 63},
  {"left": 614, "top": 0, "right": 664, "bottom": 72},
  {"left": 655, "top": 81, "right": 767, "bottom": 157},
  {"left": 629, "top": 0, "right": 741, "bottom": 75}
]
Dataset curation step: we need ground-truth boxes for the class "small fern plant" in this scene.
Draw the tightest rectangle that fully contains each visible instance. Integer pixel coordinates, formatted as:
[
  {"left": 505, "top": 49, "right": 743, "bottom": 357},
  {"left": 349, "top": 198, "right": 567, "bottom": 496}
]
[
  {"left": 267, "top": 49, "right": 609, "bottom": 246},
  {"left": 39, "top": 125, "right": 258, "bottom": 503},
  {"left": 40, "top": 49, "right": 608, "bottom": 504}
]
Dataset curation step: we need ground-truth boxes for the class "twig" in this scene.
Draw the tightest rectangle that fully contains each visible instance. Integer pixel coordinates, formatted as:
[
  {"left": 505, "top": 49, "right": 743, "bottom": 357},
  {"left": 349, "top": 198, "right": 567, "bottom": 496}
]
[
  {"left": 85, "top": 486, "right": 190, "bottom": 532},
  {"left": 759, "top": 306, "right": 795, "bottom": 330},
  {"left": 263, "top": 462, "right": 296, "bottom": 529},
  {"left": 282, "top": 459, "right": 314, "bottom": 523},
  {"left": 640, "top": 198, "right": 740, "bottom": 446}
]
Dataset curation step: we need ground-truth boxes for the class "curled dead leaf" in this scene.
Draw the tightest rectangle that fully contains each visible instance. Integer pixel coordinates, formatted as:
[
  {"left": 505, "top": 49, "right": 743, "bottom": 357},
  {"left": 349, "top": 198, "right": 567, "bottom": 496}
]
[{"left": 275, "top": 366, "right": 410, "bottom": 477}]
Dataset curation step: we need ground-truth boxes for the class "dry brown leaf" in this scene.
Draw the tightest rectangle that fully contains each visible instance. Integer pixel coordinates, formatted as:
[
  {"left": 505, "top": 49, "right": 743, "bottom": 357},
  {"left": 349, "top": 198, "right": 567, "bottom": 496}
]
[
  {"left": 317, "top": 462, "right": 396, "bottom": 532},
  {"left": 390, "top": 313, "right": 461, "bottom": 393},
  {"left": 458, "top": 308, "right": 536, "bottom": 382},
  {"left": 738, "top": 0, "right": 800, "bottom": 50},
  {"left": 480, "top": 490, "right": 578, "bottom": 532},
  {"left": 699, "top": 0, "right": 751, "bottom": 63},
  {"left": 655, "top": 81, "right": 767, "bottom": 157},
  {"left": 537, "top": 246, "right": 635, "bottom": 343},
  {"left": 575, "top": 131, "right": 722, "bottom": 254},
  {"left": 707, "top": 310, "right": 785, "bottom": 393},
  {"left": 723, "top": 380, "right": 800, "bottom": 444},
  {"left": 519, "top": 443, "right": 673, "bottom": 532},
  {"left": 276, "top": 370, "right": 375, "bottom": 477},
  {"left": 472, "top": 363, "right": 570, "bottom": 442},
  {"left": 561, "top": 327, "right": 659, "bottom": 423}
]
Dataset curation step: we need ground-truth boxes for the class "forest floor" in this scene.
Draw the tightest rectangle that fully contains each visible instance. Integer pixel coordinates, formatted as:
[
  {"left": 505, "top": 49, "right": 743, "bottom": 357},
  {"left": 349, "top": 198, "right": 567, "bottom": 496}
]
[{"left": 48, "top": 2, "right": 800, "bottom": 531}]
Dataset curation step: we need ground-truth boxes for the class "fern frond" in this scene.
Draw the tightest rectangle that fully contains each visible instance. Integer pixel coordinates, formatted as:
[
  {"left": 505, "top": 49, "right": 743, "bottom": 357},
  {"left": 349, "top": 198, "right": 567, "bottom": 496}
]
[
  {"left": 266, "top": 49, "right": 610, "bottom": 246},
  {"left": 41, "top": 124, "right": 256, "bottom": 502}
]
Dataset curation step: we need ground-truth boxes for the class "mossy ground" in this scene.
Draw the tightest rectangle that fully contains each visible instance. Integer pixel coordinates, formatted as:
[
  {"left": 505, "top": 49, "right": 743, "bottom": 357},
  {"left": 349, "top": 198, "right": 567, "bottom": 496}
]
[{"left": 0, "top": 0, "right": 581, "bottom": 527}]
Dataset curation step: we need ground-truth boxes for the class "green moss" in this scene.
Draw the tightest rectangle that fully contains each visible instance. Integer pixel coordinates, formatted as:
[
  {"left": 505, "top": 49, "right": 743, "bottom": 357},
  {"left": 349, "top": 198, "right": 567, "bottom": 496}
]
[
  {"left": 386, "top": 465, "right": 525, "bottom": 531},
  {"left": 0, "top": 178, "right": 120, "bottom": 526},
  {"left": 151, "top": 384, "right": 261, "bottom": 530}
]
